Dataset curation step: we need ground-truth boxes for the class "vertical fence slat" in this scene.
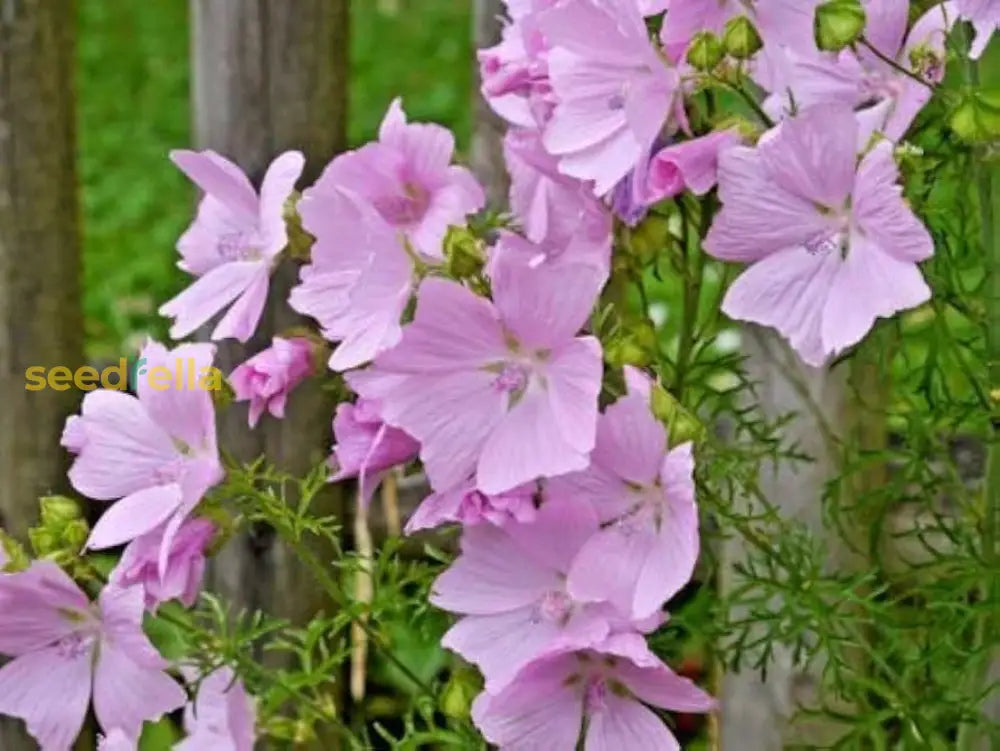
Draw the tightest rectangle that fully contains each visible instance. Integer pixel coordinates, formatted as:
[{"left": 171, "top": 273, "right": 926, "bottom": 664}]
[{"left": 0, "top": 0, "right": 83, "bottom": 748}]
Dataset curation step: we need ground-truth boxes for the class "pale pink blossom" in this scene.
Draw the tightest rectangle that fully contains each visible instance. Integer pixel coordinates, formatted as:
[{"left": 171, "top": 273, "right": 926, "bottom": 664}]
[
  {"left": 175, "top": 667, "right": 256, "bottom": 751},
  {"left": 160, "top": 150, "right": 304, "bottom": 343},
  {"left": 504, "top": 128, "right": 611, "bottom": 250},
  {"left": 644, "top": 129, "right": 741, "bottom": 202},
  {"left": 315, "top": 99, "right": 484, "bottom": 259},
  {"left": 540, "top": 0, "right": 684, "bottom": 195},
  {"left": 705, "top": 104, "right": 934, "bottom": 366},
  {"left": 111, "top": 518, "right": 215, "bottom": 610},
  {"left": 229, "top": 337, "right": 314, "bottom": 428},
  {"left": 405, "top": 479, "right": 538, "bottom": 534},
  {"left": 959, "top": 0, "right": 1000, "bottom": 58},
  {"left": 63, "top": 341, "right": 223, "bottom": 570},
  {"left": 432, "top": 496, "right": 649, "bottom": 691},
  {"left": 290, "top": 188, "right": 414, "bottom": 372},
  {"left": 472, "top": 634, "right": 715, "bottom": 750},
  {"left": 347, "top": 255, "right": 604, "bottom": 495},
  {"left": 549, "top": 378, "right": 700, "bottom": 620},
  {"left": 0, "top": 565, "right": 185, "bottom": 749},
  {"left": 479, "top": 12, "right": 554, "bottom": 127},
  {"left": 329, "top": 398, "right": 420, "bottom": 502},
  {"left": 764, "top": 1, "right": 955, "bottom": 141}
]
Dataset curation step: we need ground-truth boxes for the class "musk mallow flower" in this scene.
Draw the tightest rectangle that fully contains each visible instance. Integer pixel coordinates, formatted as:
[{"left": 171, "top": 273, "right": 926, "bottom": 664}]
[
  {"left": 290, "top": 187, "right": 415, "bottom": 371},
  {"left": 549, "top": 374, "right": 700, "bottom": 620},
  {"left": 347, "top": 255, "right": 604, "bottom": 496},
  {"left": 110, "top": 518, "right": 215, "bottom": 610},
  {"left": 431, "top": 495, "right": 651, "bottom": 692},
  {"left": 644, "top": 129, "right": 741, "bottom": 202},
  {"left": 159, "top": 150, "right": 304, "bottom": 343},
  {"left": 405, "top": 478, "right": 537, "bottom": 534},
  {"left": 959, "top": 0, "right": 1000, "bottom": 58},
  {"left": 329, "top": 398, "right": 420, "bottom": 503},
  {"left": 763, "top": 1, "right": 955, "bottom": 142},
  {"left": 63, "top": 341, "right": 223, "bottom": 570},
  {"left": 479, "top": 12, "right": 554, "bottom": 128},
  {"left": 229, "top": 336, "right": 314, "bottom": 428},
  {"left": 0, "top": 564, "right": 186, "bottom": 749},
  {"left": 539, "top": 0, "right": 684, "bottom": 196},
  {"left": 471, "top": 634, "right": 715, "bottom": 750},
  {"left": 175, "top": 667, "right": 256, "bottom": 751},
  {"left": 704, "top": 104, "right": 933, "bottom": 367},
  {"left": 317, "top": 99, "right": 484, "bottom": 259}
]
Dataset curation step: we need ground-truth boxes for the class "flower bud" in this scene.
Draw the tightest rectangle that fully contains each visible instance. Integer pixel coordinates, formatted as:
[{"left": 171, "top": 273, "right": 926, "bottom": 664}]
[
  {"left": 28, "top": 497, "right": 90, "bottom": 566},
  {"left": 628, "top": 214, "right": 672, "bottom": 266},
  {"left": 950, "top": 90, "right": 1000, "bottom": 144},
  {"left": 444, "top": 226, "right": 487, "bottom": 280},
  {"left": 441, "top": 667, "right": 481, "bottom": 720},
  {"left": 814, "top": 0, "right": 866, "bottom": 52},
  {"left": 687, "top": 31, "right": 725, "bottom": 72},
  {"left": 723, "top": 16, "right": 763, "bottom": 60},
  {"left": 604, "top": 319, "right": 658, "bottom": 370},
  {"left": 0, "top": 529, "right": 29, "bottom": 572},
  {"left": 651, "top": 384, "right": 707, "bottom": 446}
]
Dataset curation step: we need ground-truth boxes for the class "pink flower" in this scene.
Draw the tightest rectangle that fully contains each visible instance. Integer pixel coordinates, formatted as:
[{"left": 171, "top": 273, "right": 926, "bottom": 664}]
[
  {"left": 504, "top": 128, "right": 611, "bottom": 250},
  {"left": 405, "top": 479, "right": 537, "bottom": 534},
  {"left": 315, "top": 99, "right": 484, "bottom": 259},
  {"left": 479, "top": 12, "right": 554, "bottom": 128},
  {"left": 0, "top": 564, "right": 186, "bottom": 749},
  {"left": 764, "top": 2, "right": 954, "bottom": 141},
  {"left": 644, "top": 129, "right": 741, "bottom": 202},
  {"left": 229, "top": 337, "right": 314, "bottom": 428},
  {"left": 540, "top": 0, "right": 683, "bottom": 195},
  {"left": 63, "top": 341, "right": 224, "bottom": 569},
  {"left": 290, "top": 188, "right": 414, "bottom": 371},
  {"left": 432, "top": 496, "right": 650, "bottom": 692},
  {"left": 159, "top": 150, "right": 304, "bottom": 343},
  {"left": 110, "top": 518, "right": 215, "bottom": 610},
  {"left": 487, "top": 230, "right": 611, "bottom": 286},
  {"left": 347, "top": 255, "right": 604, "bottom": 495},
  {"left": 549, "top": 379, "right": 700, "bottom": 620},
  {"left": 959, "top": 0, "right": 999, "bottom": 58},
  {"left": 329, "top": 398, "right": 420, "bottom": 502},
  {"left": 175, "top": 667, "right": 256, "bottom": 751},
  {"left": 704, "top": 104, "right": 934, "bottom": 366},
  {"left": 472, "top": 634, "right": 715, "bottom": 749}
]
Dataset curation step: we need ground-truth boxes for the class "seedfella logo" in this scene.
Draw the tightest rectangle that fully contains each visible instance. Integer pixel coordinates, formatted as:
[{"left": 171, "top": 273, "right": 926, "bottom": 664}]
[{"left": 25, "top": 357, "right": 223, "bottom": 392}]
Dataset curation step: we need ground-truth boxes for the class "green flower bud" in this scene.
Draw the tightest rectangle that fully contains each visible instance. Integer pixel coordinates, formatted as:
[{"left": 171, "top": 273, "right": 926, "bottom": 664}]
[
  {"left": 441, "top": 666, "right": 482, "bottom": 720},
  {"left": 814, "top": 0, "right": 867, "bottom": 52},
  {"left": 723, "top": 16, "right": 763, "bottom": 60},
  {"left": 283, "top": 191, "right": 315, "bottom": 261},
  {"left": 29, "top": 496, "right": 89, "bottom": 563},
  {"left": 950, "top": 89, "right": 1000, "bottom": 144},
  {"left": 0, "top": 530, "right": 29, "bottom": 572},
  {"left": 444, "top": 226, "right": 486, "bottom": 280},
  {"left": 604, "top": 319, "right": 658, "bottom": 370},
  {"left": 39, "top": 495, "right": 82, "bottom": 525},
  {"left": 628, "top": 215, "right": 673, "bottom": 266},
  {"left": 687, "top": 31, "right": 725, "bottom": 72},
  {"left": 651, "top": 384, "right": 707, "bottom": 446}
]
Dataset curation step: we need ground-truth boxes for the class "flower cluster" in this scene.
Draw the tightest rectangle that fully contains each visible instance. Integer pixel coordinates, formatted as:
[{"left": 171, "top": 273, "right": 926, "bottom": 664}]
[{"left": 0, "top": 0, "right": 975, "bottom": 748}]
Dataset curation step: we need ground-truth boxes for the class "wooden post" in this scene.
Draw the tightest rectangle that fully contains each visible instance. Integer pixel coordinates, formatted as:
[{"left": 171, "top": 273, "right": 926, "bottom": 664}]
[
  {"left": 472, "top": 0, "right": 508, "bottom": 208},
  {"left": 189, "top": 0, "right": 350, "bottom": 635},
  {"left": 720, "top": 328, "right": 853, "bottom": 749},
  {"left": 0, "top": 0, "right": 83, "bottom": 748}
]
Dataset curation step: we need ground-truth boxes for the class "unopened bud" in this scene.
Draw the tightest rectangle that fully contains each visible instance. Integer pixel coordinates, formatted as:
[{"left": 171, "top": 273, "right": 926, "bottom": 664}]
[
  {"left": 651, "top": 384, "right": 707, "bottom": 446},
  {"left": 814, "top": 0, "right": 866, "bottom": 52},
  {"left": 444, "top": 226, "right": 486, "bottom": 280},
  {"left": 687, "top": 31, "right": 725, "bottom": 73},
  {"left": 723, "top": 16, "right": 763, "bottom": 60}
]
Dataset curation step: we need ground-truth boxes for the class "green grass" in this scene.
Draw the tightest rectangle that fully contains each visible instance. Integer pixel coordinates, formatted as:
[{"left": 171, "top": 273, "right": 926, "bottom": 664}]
[{"left": 78, "top": 0, "right": 471, "bottom": 358}]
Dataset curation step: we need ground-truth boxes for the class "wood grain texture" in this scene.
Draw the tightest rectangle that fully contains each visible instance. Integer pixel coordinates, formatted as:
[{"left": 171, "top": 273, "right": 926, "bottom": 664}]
[
  {"left": 471, "top": 0, "right": 508, "bottom": 208},
  {"left": 190, "top": 0, "right": 349, "bottom": 641},
  {"left": 0, "top": 0, "right": 83, "bottom": 747}
]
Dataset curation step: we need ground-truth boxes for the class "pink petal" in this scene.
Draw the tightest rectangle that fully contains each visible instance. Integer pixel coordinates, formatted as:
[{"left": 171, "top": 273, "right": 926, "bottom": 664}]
[
  {"left": 159, "top": 260, "right": 265, "bottom": 341},
  {"left": 135, "top": 341, "right": 218, "bottom": 451},
  {"left": 585, "top": 693, "right": 679, "bottom": 751},
  {"left": 545, "top": 337, "right": 604, "bottom": 456},
  {"left": 86, "top": 485, "right": 184, "bottom": 550},
  {"left": 0, "top": 562, "right": 91, "bottom": 655},
  {"left": 0, "top": 644, "right": 93, "bottom": 751},
  {"left": 593, "top": 392, "right": 666, "bottom": 485},
  {"left": 211, "top": 265, "right": 271, "bottom": 343},
  {"left": 257, "top": 151, "right": 305, "bottom": 253},
  {"left": 170, "top": 150, "right": 257, "bottom": 222},
  {"left": 93, "top": 641, "right": 186, "bottom": 740},
  {"left": 722, "top": 246, "right": 843, "bottom": 368}
]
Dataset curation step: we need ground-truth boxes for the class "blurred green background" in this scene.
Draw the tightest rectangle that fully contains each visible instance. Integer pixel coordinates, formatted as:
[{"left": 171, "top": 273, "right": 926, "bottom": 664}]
[{"left": 79, "top": 0, "right": 472, "bottom": 359}]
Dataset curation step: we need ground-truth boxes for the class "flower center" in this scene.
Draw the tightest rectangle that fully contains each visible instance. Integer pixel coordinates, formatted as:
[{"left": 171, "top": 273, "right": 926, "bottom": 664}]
[
  {"left": 55, "top": 632, "right": 95, "bottom": 660},
  {"left": 534, "top": 590, "right": 573, "bottom": 624},
  {"left": 373, "top": 182, "right": 431, "bottom": 226},
  {"left": 493, "top": 363, "right": 529, "bottom": 394},
  {"left": 584, "top": 676, "right": 609, "bottom": 714}
]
